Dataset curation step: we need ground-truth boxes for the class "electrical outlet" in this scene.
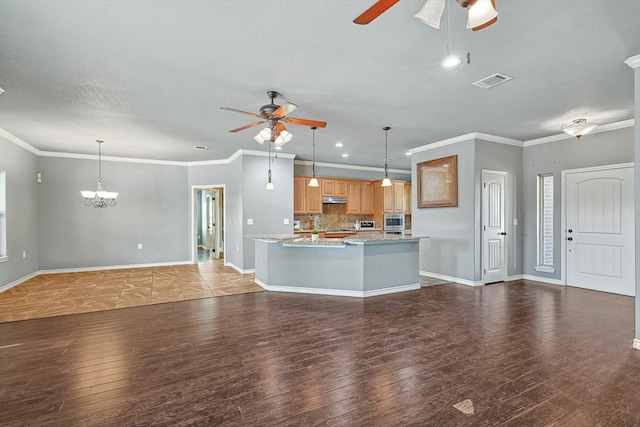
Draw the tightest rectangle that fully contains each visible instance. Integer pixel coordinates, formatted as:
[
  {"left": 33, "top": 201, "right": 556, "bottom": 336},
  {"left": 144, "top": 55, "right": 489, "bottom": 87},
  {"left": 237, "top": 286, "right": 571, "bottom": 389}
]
[
  {"left": 283, "top": 218, "right": 290, "bottom": 225},
  {"left": 138, "top": 244, "right": 143, "bottom": 250}
]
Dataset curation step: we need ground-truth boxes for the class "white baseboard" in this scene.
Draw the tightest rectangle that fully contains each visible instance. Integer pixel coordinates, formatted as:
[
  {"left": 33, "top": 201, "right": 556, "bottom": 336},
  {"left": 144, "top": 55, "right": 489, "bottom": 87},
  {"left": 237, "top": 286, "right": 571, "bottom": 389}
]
[
  {"left": 37, "top": 260, "right": 192, "bottom": 275},
  {"left": 255, "top": 278, "right": 420, "bottom": 298},
  {"left": 521, "top": 274, "right": 564, "bottom": 286},
  {"left": 633, "top": 339, "right": 640, "bottom": 351},
  {"left": 0, "top": 261, "right": 193, "bottom": 294},
  {"left": 506, "top": 274, "right": 523, "bottom": 282},
  {"left": 0, "top": 271, "right": 40, "bottom": 294},
  {"left": 420, "top": 271, "right": 482, "bottom": 287},
  {"left": 225, "top": 262, "right": 255, "bottom": 274}
]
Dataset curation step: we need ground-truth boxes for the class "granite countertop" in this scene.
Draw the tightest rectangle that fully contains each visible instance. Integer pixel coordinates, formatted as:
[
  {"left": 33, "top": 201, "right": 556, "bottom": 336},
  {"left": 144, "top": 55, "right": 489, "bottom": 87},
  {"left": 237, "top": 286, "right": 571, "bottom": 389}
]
[{"left": 250, "top": 234, "right": 424, "bottom": 246}]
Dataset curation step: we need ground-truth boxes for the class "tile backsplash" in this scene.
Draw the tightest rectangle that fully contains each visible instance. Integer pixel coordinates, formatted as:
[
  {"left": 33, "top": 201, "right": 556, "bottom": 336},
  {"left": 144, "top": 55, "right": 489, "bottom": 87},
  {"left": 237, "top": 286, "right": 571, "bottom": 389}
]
[{"left": 295, "top": 204, "right": 374, "bottom": 230}]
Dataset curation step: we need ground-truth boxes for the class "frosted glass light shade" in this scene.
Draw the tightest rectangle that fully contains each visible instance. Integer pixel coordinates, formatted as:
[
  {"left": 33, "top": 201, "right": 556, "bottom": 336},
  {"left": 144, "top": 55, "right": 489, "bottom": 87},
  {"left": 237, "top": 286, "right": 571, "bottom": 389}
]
[
  {"left": 414, "top": 0, "right": 446, "bottom": 28},
  {"left": 381, "top": 177, "right": 392, "bottom": 187},
  {"left": 81, "top": 191, "right": 96, "bottom": 198},
  {"left": 561, "top": 119, "right": 598, "bottom": 139},
  {"left": 467, "top": 0, "right": 498, "bottom": 29},
  {"left": 265, "top": 181, "right": 275, "bottom": 190},
  {"left": 308, "top": 177, "right": 319, "bottom": 187}
]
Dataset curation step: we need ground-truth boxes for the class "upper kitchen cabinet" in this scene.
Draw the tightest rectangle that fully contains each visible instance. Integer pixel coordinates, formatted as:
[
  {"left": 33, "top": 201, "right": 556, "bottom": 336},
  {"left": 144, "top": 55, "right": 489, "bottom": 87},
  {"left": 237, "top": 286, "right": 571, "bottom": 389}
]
[
  {"left": 321, "top": 179, "right": 347, "bottom": 197},
  {"left": 404, "top": 183, "right": 412, "bottom": 214},
  {"left": 373, "top": 179, "right": 406, "bottom": 214},
  {"left": 294, "top": 176, "right": 321, "bottom": 214},
  {"left": 346, "top": 181, "right": 362, "bottom": 214},
  {"left": 361, "top": 181, "right": 374, "bottom": 214}
]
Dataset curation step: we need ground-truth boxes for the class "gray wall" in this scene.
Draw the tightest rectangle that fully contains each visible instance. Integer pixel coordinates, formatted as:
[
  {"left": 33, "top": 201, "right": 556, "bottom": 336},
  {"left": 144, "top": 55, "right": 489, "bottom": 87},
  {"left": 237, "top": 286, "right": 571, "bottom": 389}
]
[
  {"left": 0, "top": 137, "right": 40, "bottom": 287},
  {"left": 474, "top": 139, "right": 524, "bottom": 279},
  {"left": 632, "top": 63, "right": 640, "bottom": 342},
  {"left": 241, "top": 154, "right": 294, "bottom": 270},
  {"left": 522, "top": 127, "right": 635, "bottom": 281},
  {"left": 37, "top": 156, "right": 190, "bottom": 269},
  {"left": 413, "top": 139, "right": 476, "bottom": 281}
]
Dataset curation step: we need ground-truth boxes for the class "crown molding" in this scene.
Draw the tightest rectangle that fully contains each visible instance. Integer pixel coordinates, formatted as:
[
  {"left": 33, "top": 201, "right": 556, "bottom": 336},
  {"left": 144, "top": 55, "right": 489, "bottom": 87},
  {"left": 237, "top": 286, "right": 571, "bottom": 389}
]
[
  {"left": 294, "top": 159, "right": 411, "bottom": 175},
  {"left": 523, "top": 119, "right": 635, "bottom": 147},
  {"left": 409, "top": 132, "right": 523, "bottom": 154},
  {"left": 625, "top": 54, "right": 640, "bottom": 69},
  {"left": 0, "top": 128, "right": 40, "bottom": 154}
]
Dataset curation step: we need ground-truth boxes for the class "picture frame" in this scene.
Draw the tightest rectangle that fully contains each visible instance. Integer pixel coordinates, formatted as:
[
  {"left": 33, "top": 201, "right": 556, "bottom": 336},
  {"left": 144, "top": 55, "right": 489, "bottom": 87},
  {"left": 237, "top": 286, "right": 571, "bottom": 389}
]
[{"left": 417, "top": 155, "right": 458, "bottom": 208}]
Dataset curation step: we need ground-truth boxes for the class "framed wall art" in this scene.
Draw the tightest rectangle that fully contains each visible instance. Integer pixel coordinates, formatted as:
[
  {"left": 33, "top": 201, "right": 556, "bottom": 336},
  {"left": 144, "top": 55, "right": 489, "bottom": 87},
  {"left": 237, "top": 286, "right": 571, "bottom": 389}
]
[{"left": 417, "top": 155, "right": 458, "bottom": 208}]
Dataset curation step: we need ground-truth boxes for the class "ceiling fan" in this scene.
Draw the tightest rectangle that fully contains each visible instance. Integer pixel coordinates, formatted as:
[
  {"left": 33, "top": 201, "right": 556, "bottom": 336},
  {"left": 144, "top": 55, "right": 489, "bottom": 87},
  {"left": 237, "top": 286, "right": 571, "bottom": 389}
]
[
  {"left": 354, "top": 0, "right": 497, "bottom": 31},
  {"left": 221, "top": 91, "right": 327, "bottom": 146}
]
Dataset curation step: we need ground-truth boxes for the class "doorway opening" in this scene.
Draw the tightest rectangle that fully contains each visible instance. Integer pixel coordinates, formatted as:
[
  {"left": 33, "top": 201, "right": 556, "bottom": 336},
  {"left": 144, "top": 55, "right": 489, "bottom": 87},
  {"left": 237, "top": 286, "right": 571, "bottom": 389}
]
[{"left": 192, "top": 185, "right": 225, "bottom": 264}]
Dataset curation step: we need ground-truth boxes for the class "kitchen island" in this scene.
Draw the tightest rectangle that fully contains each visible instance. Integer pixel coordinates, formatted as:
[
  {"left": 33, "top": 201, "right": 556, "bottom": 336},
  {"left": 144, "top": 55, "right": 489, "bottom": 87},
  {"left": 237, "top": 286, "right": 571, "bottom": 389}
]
[{"left": 252, "top": 234, "right": 421, "bottom": 298}]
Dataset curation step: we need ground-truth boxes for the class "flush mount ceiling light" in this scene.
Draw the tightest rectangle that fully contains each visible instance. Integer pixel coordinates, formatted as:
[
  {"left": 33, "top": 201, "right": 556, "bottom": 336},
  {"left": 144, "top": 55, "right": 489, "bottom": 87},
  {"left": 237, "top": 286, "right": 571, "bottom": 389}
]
[
  {"left": 308, "top": 127, "right": 319, "bottom": 187},
  {"left": 81, "top": 140, "right": 118, "bottom": 208},
  {"left": 381, "top": 127, "right": 392, "bottom": 187},
  {"left": 561, "top": 118, "right": 598, "bottom": 139}
]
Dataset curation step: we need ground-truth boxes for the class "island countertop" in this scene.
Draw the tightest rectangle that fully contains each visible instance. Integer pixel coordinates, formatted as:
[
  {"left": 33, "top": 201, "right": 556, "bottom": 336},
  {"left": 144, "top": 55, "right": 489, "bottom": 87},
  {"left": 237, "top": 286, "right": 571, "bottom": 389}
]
[{"left": 249, "top": 234, "right": 423, "bottom": 247}]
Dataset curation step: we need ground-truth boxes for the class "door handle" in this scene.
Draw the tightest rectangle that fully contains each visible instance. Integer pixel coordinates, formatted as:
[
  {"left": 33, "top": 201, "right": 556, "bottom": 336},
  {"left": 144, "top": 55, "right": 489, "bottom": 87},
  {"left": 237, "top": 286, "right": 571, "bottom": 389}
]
[
  {"left": 567, "top": 237, "right": 573, "bottom": 241},
  {"left": 498, "top": 232, "right": 507, "bottom": 235}
]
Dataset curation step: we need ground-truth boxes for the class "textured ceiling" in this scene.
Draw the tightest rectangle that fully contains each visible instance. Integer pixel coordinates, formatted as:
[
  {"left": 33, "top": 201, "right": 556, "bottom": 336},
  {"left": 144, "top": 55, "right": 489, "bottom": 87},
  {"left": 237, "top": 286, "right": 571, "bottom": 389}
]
[{"left": 0, "top": 0, "right": 639, "bottom": 169}]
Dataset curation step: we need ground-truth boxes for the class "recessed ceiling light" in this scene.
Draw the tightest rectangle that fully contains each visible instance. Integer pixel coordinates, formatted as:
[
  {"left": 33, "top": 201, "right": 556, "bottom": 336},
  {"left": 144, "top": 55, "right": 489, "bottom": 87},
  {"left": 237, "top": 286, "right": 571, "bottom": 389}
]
[
  {"left": 341, "top": 153, "right": 349, "bottom": 158},
  {"left": 0, "top": 87, "right": 4, "bottom": 95},
  {"left": 335, "top": 142, "right": 343, "bottom": 147},
  {"left": 275, "top": 146, "right": 282, "bottom": 150},
  {"left": 193, "top": 145, "right": 209, "bottom": 150},
  {"left": 405, "top": 151, "right": 412, "bottom": 156}
]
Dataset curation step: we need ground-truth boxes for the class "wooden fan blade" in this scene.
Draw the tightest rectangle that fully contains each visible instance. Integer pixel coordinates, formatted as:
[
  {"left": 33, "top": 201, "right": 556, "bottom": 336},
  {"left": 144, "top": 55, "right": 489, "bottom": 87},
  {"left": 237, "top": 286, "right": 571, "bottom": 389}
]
[
  {"left": 353, "top": 0, "right": 399, "bottom": 25},
  {"left": 221, "top": 107, "right": 263, "bottom": 118},
  {"left": 273, "top": 122, "right": 287, "bottom": 133},
  {"left": 284, "top": 117, "right": 327, "bottom": 128},
  {"left": 272, "top": 102, "right": 298, "bottom": 118},
  {"left": 229, "top": 121, "right": 266, "bottom": 133}
]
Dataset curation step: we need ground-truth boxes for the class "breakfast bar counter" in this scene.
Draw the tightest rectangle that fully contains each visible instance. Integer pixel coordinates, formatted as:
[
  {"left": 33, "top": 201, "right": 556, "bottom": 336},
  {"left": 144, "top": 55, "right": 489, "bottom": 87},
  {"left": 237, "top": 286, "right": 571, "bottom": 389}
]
[{"left": 252, "top": 234, "right": 422, "bottom": 297}]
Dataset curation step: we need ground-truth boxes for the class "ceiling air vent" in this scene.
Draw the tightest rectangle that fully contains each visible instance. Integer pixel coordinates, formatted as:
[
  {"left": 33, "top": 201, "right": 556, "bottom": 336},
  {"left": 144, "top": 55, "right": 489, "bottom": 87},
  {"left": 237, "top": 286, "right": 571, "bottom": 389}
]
[
  {"left": 194, "top": 145, "right": 209, "bottom": 150},
  {"left": 472, "top": 73, "right": 513, "bottom": 89}
]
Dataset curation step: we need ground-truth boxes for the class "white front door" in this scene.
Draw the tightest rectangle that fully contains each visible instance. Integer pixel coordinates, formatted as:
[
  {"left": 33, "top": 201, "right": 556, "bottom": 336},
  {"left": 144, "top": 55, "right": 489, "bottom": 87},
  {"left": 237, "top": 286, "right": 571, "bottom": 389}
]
[
  {"left": 565, "top": 165, "right": 635, "bottom": 296},
  {"left": 482, "top": 170, "right": 507, "bottom": 284}
]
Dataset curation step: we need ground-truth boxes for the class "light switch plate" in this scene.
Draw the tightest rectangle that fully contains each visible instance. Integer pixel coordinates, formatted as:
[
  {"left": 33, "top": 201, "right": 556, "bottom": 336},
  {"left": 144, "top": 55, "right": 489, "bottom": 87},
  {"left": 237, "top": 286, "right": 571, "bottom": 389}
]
[
  {"left": 247, "top": 219, "right": 254, "bottom": 225},
  {"left": 283, "top": 219, "right": 289, "bottom": 225}
]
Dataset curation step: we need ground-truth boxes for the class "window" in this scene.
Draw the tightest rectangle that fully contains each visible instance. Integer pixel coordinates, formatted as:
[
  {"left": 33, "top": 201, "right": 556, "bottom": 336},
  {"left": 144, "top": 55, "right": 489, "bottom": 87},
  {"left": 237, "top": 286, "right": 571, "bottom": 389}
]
[
  {"left": 0, "top": 171, "right": 6, "bottom": 262},
  {"left": 535, "top": 174, "right": 554, "bottom": 272}
]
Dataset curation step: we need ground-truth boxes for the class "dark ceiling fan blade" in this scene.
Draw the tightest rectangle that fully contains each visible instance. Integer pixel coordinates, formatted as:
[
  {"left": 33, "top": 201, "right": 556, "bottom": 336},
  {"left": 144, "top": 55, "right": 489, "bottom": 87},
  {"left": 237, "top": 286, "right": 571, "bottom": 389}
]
[
  {"left": 272, "top": 102, "right": 298, "bottom": 118},
  {"left": 229, "top": 121, "right": 266, "bottom": 133},
  {"left": 284, "top": 117, "right": 327, "bottom": 128},
  {"left": 220, "top": 107, "right": 263, "bottom": 118},
  {"left": 353, "top": 0, "right": 400, "bottom": 25}
]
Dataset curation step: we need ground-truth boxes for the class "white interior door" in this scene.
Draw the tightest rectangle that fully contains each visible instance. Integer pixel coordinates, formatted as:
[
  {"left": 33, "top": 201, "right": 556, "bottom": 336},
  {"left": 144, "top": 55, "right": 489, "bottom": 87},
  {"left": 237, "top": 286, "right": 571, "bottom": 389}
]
[
  {"left": 565, "top": 166, "right": 634, "bottom": 296},
  {"left": 482, "top": 170, "right": 507, "bottom": 284}
]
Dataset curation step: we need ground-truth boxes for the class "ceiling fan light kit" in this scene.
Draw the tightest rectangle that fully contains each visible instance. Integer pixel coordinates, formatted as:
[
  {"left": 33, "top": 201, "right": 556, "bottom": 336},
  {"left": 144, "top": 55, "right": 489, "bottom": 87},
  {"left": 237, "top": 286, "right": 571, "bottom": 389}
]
[{"left": 561, "top": 118, "right": 598, "bottom": 139}]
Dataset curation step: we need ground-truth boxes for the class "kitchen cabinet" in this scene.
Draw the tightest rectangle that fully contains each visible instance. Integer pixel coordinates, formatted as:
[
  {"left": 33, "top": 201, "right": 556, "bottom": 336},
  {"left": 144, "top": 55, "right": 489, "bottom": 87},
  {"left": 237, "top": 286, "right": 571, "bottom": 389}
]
[
  {"left": 404, "top": 183, "right": 411, "bottom": 214},
  {"left": 361, "top": 181, "right": 374, "bottom": 214},
  {"left": 294, "top": 176, "right": 321, "bottom": 214},
  {"left": 346, "top": 181, "right": 362, "bottom": 214},
  {"left": 393, "top": 182, "right": 405, "bottom": 213},
  {"left": 321, "top": 179, "right": 347, "bottom": 197},
  {"left": 372, "top": 179, "right": 406, "bottom": 226}
]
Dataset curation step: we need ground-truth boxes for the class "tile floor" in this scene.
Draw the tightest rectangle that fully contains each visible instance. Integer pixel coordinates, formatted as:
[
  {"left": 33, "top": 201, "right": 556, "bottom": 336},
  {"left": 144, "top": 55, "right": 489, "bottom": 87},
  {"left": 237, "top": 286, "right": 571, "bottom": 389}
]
[{"left": 0, "top": 259, "right": 263, "bottom": 323}]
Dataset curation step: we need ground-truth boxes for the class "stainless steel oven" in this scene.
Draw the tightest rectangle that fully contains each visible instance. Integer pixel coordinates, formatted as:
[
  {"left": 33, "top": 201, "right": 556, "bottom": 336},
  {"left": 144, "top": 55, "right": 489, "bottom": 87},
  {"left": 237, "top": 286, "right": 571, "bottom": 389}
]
[{"left": 384, "top": 214, "right": 404, "bottom": 235}]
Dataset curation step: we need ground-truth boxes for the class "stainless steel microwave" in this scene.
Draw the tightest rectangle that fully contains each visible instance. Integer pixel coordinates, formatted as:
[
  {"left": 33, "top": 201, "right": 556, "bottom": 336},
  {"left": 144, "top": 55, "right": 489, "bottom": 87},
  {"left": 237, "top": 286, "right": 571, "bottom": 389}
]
[{"left": 384, "top": 214, "right": 404, "bottom": 231}]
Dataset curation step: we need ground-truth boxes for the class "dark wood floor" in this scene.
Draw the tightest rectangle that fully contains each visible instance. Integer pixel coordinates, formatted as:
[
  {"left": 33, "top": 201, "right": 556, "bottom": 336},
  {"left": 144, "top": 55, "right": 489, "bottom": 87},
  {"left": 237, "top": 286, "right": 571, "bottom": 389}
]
[{"left": 1, "top": 279, "right": 638, "bottom": 426}]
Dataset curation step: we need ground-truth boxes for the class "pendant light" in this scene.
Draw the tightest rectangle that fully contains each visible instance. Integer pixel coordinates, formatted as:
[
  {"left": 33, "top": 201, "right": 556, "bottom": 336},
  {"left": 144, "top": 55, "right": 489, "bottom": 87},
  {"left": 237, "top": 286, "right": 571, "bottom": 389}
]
[
  {"left": 308, "top": 126, "right": 319, "bottom": 187},
  {"left": 381, "top": 127, "right": 392, "bottom": 187},
  {"left": 81, "top": 140, "right": 119, "bottom": 208},
  {"left": 265, "top": 140, "right": 275, "bottom": 190}
]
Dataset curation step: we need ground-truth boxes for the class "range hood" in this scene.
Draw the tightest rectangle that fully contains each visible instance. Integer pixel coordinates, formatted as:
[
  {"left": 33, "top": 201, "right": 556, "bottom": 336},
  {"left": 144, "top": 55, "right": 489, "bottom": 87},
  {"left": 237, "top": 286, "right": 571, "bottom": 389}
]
[{"left": 322, "top": 196, "right": 347, "bottom": 204}]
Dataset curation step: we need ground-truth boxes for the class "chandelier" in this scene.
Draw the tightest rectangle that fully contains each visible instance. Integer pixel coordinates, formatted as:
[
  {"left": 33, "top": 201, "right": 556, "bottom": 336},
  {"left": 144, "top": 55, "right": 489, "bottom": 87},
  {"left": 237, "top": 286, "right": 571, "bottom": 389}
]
[{"left": 81, "top": 140, "right": 118, "bottom": 208}]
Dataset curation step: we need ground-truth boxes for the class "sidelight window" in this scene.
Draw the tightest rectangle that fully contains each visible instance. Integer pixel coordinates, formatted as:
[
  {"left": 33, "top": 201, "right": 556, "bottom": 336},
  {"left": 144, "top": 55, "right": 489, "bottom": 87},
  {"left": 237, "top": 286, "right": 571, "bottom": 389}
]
[{"left": 535, "top": 174, "right": 554, "bottom": 272}]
